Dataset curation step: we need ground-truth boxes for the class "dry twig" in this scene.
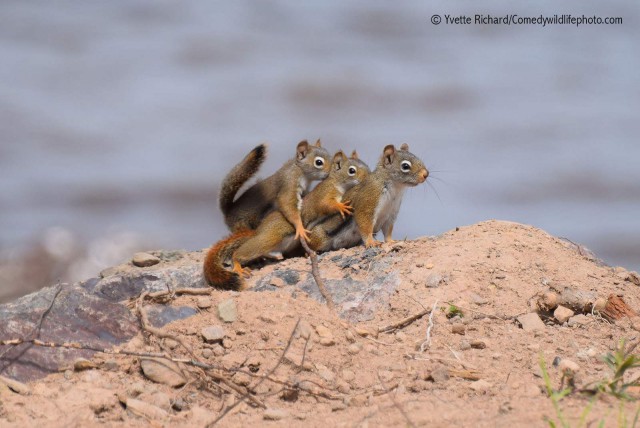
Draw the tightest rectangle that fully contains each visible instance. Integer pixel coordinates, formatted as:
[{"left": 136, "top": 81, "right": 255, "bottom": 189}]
[
  {"left": 299, "top": 238, "right": 336, "bottom": 312},
  {"left": 419, "top": 300, "right": 438, "bottom": 352}
]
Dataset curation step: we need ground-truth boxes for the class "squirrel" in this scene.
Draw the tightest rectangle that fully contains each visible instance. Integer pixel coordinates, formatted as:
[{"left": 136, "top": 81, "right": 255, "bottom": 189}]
[
  {"left": 218, "top": 140, "right": 332, "bottom": 241},
  {"left": 204, "top": 150, "right": 370, "bottom": 290},
  {"left": 306, "top": 143, "right": 428, "bottom": 251}
]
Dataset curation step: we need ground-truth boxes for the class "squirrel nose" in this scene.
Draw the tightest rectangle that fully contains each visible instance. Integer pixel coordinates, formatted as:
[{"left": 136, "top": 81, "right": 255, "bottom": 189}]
[{"left": 420, "top": 169, "right": 429, "bottom": 182}]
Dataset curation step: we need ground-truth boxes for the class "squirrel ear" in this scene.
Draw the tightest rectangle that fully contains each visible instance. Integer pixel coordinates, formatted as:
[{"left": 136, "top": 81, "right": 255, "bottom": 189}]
[
  {"left": 400, "top": 143, "right": 409, "bottom": 151},
  {"left": 315, "top": 139, "right": 322, "bottom": 147},
  {"left": 333, "top": 150, "right": 346, "bottom": 170},
  {"left": 297, "top": 140, "right": 309, "bottom": 159},
  {"left": 383, "top": 145, "right": 395, "bottom": 166},
  {"left": 350, "top": 150, "right": 359, "bottom": 160}
]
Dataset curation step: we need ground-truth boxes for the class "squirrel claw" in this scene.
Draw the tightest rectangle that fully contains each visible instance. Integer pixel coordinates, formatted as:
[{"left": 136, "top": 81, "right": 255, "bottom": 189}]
[
  {"left": 295, "top": 226, "right": 311, "bottom": 242},
  {"left": 336, "top": 201, "right": 354, "bottom": 218},
  {"left": 364, "top": 238, "right": 382, "bottom": 248},
  {"left": 232, "top": 261, "right": 251, "bottom": 278}
]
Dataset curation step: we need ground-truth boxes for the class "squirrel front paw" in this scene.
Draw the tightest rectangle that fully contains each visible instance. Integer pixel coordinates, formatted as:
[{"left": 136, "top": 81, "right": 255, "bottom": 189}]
[
  {"left": 364, "top": 237, "right": 382, "bottom": 248},
  {"left": 335, "top": 200, "right": 353, "bottom": 218}
]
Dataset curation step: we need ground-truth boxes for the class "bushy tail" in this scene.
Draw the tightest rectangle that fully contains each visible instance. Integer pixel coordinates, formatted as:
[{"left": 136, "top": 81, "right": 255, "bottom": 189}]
[
  {"left": 204, "top": 229, "right": 255, "bottom": 290},
  {"left": 219, "top": 144, "right": 267, "bottom": 216}
]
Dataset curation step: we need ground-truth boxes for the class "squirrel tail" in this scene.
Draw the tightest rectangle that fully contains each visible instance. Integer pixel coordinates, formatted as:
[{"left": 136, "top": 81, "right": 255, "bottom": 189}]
[
  {"left": 219, "top": 144, "right": 267, "bottom": 217},
  {"left": 204, "top": 229, "right": 255, "bottom": 290}
]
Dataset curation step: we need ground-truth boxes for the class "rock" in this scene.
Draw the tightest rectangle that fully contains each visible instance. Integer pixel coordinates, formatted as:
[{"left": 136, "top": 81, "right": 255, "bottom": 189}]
[
  {"left": 426, "top": 273, "right": 443, "bottom": 288},
  {"left": 140, "top": 358, "right": 187, "bottom": 387},
  {"left": 317, "top": 366, "right": 335, "bottom": 383},
  {"left": 212, "top": 344, "right": 225, "bottom": 357},
  {"left": 73, "top": 358, "right": 98, "bottom": 371},
  {"left": 196, "top": 297, "right": 212, "bottom": 309},
  {"left": 138, "top": 391, "right": 171, "bottom": 410},
  {"left": 103, "top": 360, "right": 119, "bottom": 371},
  {"left": 459, "top": 339, "right": 471, "bottom": 350},
  {"left": 347, "top": 343, "right": 362, "bottom": 354},
  {"left": 452, "top": 324, "right": 466, "bottom": 335},
  {"left": 558, "top": 359, "right": 580, "bottom": 374},
  {"left": 471, "top": 339, "right": 488, "bottom": 349},
  {"left": 426, "top": 263, "right": 434, "bottom": 269},
  {"left": 354, "top": 327, "right": 371, "bottom": 337},
  {"left": 0, "top": 284, "right": 139, "bottom": 382},
  {"left": 201, "top": 326, "right": 225, "bottom": 343},
  {"left": 126, "top": 397, "right": 168, "bottom": 419},
  {"left": 132, "top": 252, "right": 160, "bottom": 267},
  {"left": 469, "top": 379, "right": 491, "bottom": 392},
  {"left": 315, "top": 325, "right": 332, "bottom": 338},
  {"left": 269, "top": 276, "right": 286, "bottom": 287},
  {"left": 263, "top": 408, "right": 288, "bottom": 420},
  {"left": 469, "top": 293, "right": 488, "bottom": 305},
  {"left": 517, "top": 313, "right": 546, "bottom": 332},
  {"left": 568, "top": 314, "right": 592, "bottom": 327},
  {"left": 345, "top": 330, "right": 356, "bottom": 343},
  {"left": 172, "top": 397, "right": 186, "bottom": 411},
  {"left": 320, "top": 337, "right": 335, "bottom": 346},
  {"left": 217, "top": 299, "right": 237, "bottom": 323},
  {"left": 297, "top": 320, "right": 313, "bottom": 340},
  {"left": 342, "top": 369, "right": 356, "bottom": 382},
  {"left": 594, "top": 298, "right": 607, "bottom": 312},
  {"left": 537, "top": 292, "right": 558, "bottom": 312},
  {"left": 430, "top": 365, "right": 450, "bottom": 383},
  {"left": 395, "top": 331, "right": 406, "bottom": 342},
  {"left": 554, "top": 305, "right": 574, "bottom": 324},
  {"left": 0, "top": 375, "right": 31, "bottom": 395},
  {"left": 336, "top": 379, "right": 351, "bottom": 394},
  {"left": 201, "top": 349, "right": 213, "bottom": 359}
]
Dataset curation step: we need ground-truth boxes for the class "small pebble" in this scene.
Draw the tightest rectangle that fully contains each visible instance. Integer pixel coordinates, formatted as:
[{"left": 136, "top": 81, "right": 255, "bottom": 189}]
[{"left": 132, "top": 252, "right": 160, "bottom": 267}]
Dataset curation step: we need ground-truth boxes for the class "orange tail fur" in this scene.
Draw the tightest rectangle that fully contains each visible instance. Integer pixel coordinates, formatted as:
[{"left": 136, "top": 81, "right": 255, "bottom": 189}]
[{"left": 203, "top": 229, "right": 255, "bottom": 290}]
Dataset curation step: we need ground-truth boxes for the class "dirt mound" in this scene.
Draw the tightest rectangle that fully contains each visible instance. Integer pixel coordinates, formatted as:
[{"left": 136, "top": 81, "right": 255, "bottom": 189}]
[{"left": 1, "top": 220, "right": 640, "bottom": 427}]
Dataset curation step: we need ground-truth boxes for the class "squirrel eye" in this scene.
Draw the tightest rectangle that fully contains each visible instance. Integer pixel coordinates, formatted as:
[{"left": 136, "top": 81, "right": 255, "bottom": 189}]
[
  {"left": 314, "top": 157, "right": 325, "bottom": 168},
  {"left": 401, "top": 160, "right": 412, "bottom": 172},
  {"left": 348, "top": 166, "right": 357, "bottom": 176}
]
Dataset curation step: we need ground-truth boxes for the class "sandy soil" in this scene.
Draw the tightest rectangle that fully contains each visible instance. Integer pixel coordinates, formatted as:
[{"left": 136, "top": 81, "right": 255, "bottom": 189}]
[{"left": 2, "top": 220, "right": 640, "bottom": 427}]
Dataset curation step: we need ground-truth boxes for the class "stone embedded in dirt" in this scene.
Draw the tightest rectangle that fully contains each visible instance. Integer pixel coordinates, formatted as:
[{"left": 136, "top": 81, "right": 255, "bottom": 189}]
[
  {"left": 315, "top": 324, "right": 332, "bottom": 338},
  {"left": 132, "top": 252, "right": 161, "bottom": 267},
  {"left": 103, "top": 360, "right": 119, "bottom": 371},
  {"left": 558, "top": 359, "right": 580, "bottom": 374},
  {"left": 469, "top": 292, "right": 488, "bottom": 305},
  {"left": 430, "top": 366, "right": 450, "bottom": 383},
  {"left": 73, "top": 358, "right": 97, "bottom": 371},
  {"left": 201, "top": 326, "right": 225, "bottom": 343},
  {"left": 469, "top": 379, "right": 491, "bottom": 392},
  {"left": 201, "top": 349, "right": 213, "bottom": 359},
  {"left": 347, "top": 343, "right": 361, "bottom": 355},
  {"left": 452, "top": 323, "right": 466, "bottom": 335},
  {"left": 471, "top": 339, "right": 488, "bottom": 349},
  {"left": 316, "top": 365, "right": 335, "bottom": 383},
  {"left": 459, "top": 339, "right": 472, "bottom": 350},
  {"left": 269, "top": 276, "right": 286, "bottom": 287},
  {"left": 217, "top": 298, "right": 237, "bottom": 323},
  {"left": 568, "top": 314, "right": 592, "bottom": 327},
  {"left": 538, "top": 292, "right": 558, "bottom": 312},
  {"left": 426, "top": 273, "right": 443, "bottom": 288},
  {"left": 296, "top": 320, "right": 312, "bottom": 340},
  {"left": 145, "top": 305, "right": 198, "bottom": 328},
  {"left": 517, "top": 313, "right": 546, "bottom": 332},
  {"left": 125, "top": 397, "right": 169, "bottom": 419},
  {"left": 0, "top": 375, "right": 31, "bottom": 395},
  {"left": 140, "top": 358, "right": 187, "bottom": 388},
  {"left": 263, "top": 408, "right": 288, "bottom": 420},
  {"left": 553, "top": 305, "right": 574, "bottom": 324},
  {"left": 196, "top": 297, "right": 212, "bottom": 309}
]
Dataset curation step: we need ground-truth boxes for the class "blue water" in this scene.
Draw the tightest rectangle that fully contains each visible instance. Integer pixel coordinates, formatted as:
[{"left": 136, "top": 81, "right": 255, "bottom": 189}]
[{"left": 1, "top": 1, "right": 638, "bottom": 271}]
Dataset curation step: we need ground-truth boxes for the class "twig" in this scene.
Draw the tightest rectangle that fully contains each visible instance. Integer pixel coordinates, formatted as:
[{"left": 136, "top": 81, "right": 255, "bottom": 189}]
[
  {"left": 0, "top": 283, "right": 62, "bottom": 364},
  {"left": 299, "top": 238, "right": 335, "bottom": 312},
  {"left": 377, "top": 372, "right": 417, "bottom": 428},
  {"left": 207, "top": 319, "right": 302, "bottom": 427},
  {"left": 419, "top": 300, "right": 438, "bottom": 352},
  {"left": 378, "top": 308, "right": 432, "bottom": 334}
]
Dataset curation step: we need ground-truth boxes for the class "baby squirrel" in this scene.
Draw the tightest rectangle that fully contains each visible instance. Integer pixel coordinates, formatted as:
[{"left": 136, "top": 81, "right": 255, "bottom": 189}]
[
  {"left": 307, "top": 143, "right": 428, "bottom": 251},
  {"left": 204, "top": 151, "right": 370, "bottom": 290},
  {"left": 218, "top": 140, "right": 331, "bottom": 240}
]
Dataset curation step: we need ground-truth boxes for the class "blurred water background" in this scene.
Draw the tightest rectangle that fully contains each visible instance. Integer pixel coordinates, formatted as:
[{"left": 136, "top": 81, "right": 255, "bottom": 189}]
[{"left": 1, "top": 1, "right": 638, "bottom": 302}]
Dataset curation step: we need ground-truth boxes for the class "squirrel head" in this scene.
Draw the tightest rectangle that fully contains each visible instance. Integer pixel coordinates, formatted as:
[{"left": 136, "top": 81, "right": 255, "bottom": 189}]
[
  {"left": 296, "top": 139, "right": 331, "bottom": 180},
  {"left": 329, "top": 150, "right": 371, "bottom": 190},
  {"left": 377, "top": 143, "right": 428, "bottom": 186}
]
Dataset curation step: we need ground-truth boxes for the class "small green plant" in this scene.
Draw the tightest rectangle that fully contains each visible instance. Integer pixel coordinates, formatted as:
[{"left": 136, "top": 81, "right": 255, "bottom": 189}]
[
  {"left": 540, "top": 356, "right": 596, "bottom": 428},
  {"left": 444, "top": 304, "right": 463, "bottom": 319},
  {"left": 596, "top": 340, "right": 640, "bottom": 400}
]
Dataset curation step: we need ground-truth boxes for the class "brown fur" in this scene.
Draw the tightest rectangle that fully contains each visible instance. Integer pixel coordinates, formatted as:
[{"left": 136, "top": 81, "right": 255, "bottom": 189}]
[{"left": 203, "top": 229, "right": 255, "bottom": 290}]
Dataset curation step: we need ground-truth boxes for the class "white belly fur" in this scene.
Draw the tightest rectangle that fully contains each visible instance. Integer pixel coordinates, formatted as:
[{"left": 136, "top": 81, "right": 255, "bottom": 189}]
[{"left": 372, "top": 183, "right": 405, "bottom": 233}]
